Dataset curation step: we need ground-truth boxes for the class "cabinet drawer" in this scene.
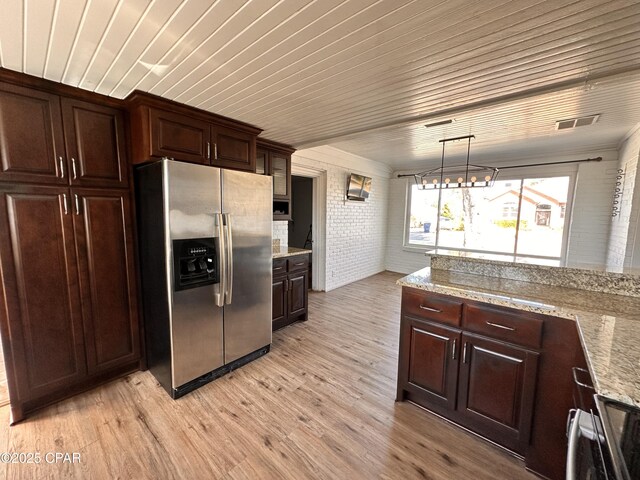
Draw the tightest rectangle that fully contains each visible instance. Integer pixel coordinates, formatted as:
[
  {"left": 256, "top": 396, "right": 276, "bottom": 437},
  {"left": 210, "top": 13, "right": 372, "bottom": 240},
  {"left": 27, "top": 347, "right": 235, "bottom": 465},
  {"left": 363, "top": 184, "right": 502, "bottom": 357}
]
[
  {"left": 463, "top": 304, "right": 543, "bottom": 349},
  {"left": 272, "top": 258, "right": 286, "bottom": 275},
  {"left": 402, "top": 288, "right": 463, "bottom": 327},
  {"left": 287, "top": 255, "right": 309, "bottom": 273}
]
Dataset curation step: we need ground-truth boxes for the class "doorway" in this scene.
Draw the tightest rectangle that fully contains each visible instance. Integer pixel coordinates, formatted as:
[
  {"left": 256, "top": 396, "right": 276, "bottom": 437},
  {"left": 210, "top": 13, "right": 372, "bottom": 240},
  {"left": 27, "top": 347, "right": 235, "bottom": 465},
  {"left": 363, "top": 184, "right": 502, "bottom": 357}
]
[
  {"left": 288, "top": 176, "right": 313, "bottom": 249},
  {"left": 289, "top": 176, "right": 313, "bottom": 289}
]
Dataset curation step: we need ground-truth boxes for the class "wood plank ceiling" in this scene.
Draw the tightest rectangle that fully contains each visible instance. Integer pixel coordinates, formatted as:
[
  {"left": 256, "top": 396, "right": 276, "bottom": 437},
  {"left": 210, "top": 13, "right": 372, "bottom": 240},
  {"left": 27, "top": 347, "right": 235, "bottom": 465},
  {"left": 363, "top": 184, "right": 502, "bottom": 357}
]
[{"left": 1, "top": 0, "right": 639, "bottom": 169}]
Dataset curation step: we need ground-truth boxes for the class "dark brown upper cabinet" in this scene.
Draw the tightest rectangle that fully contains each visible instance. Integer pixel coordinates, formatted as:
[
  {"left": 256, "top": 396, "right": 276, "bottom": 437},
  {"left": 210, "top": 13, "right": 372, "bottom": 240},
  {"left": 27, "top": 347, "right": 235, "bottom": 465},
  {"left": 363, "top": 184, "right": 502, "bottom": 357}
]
[
  {"left": 0, "top": 83, "right": 66, "bottom": 185},
  {"left": 256, "top": 138, "right": 295, "bottom": 220},
  {"left": 61, "top": 99, "right": 128, "bottom": 188},
  {"left": 0, "top": 82, "right": 128, "bottom": 188},
  {"left": 149, "top": 108, "right": 211, "bottom": 165},
  {"left": 127, "top": 92, "right": 261, "bottom": 172}
]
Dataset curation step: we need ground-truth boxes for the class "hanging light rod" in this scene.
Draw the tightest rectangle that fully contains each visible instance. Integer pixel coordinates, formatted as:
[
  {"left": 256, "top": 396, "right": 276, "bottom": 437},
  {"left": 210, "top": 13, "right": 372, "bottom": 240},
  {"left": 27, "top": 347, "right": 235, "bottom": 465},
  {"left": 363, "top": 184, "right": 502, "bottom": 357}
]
[
  {"left": 398, "top": 156, "right": 603, "bottom": 179},
  {"left": 439, "top": 134, "right": 475, "bottom": 143},
  {"left": 496, "top": 157, "right": 602, "bottom": 169},
  {"left": 398, "top": 135, "right": 499, "bottom": 189}
]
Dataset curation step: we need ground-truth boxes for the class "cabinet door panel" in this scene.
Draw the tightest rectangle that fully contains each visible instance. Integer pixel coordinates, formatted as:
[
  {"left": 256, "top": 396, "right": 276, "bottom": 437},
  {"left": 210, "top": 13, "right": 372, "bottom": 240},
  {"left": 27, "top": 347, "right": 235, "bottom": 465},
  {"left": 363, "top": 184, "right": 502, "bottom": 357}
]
[
  {"left": 458, "top": 333, "right": 539, "bottom": 454},
  {"left": 0, "top": 84, "right": 66, "bottom": 184},
  {"left": 256, "top": 148, "right": 269, "bottom": 175},
  {"left": 402, "top": 317, "right": 460, "bottom": 412},
  {"left": 272, "top": 276, "right": 287, "bottom": 324},
  {"left": 212, "top": 125, "right": 255, "bottom": 172},
  {"left": 288, "top": 272, "right": 307, "bottom": 318},
  {"left": 73, "top": 189, "right": 140, "bottom": 373},
  {"left": 61, "top": 99, "right": 128, "bottom": 188},
  {"left": 270, "top": 152, "right": 290, "bottom": 199},
  {"left": 150, "top": 109, "right": 210, "bottom": 165},
  {"left": 0, "top": 186, "right": 86, "bottom": 401}
]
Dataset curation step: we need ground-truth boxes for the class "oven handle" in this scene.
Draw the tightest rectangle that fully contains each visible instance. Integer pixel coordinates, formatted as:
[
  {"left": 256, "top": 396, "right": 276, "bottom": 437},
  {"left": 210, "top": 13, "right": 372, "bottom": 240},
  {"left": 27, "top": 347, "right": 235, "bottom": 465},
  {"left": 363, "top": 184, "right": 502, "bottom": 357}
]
[
  {"left": 566, "top": 409, "right": 606, "bottom": 480},
  {"left": 566, "top": 409, "right": 581, "bottom": 480}
]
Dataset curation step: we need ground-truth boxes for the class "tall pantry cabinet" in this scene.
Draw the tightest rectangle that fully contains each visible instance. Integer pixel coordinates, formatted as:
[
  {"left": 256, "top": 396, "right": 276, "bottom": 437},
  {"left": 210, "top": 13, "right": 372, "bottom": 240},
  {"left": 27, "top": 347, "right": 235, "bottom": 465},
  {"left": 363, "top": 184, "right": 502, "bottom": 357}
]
[{"left": 0, "top": 73, "right": 141, "bottom": 423}]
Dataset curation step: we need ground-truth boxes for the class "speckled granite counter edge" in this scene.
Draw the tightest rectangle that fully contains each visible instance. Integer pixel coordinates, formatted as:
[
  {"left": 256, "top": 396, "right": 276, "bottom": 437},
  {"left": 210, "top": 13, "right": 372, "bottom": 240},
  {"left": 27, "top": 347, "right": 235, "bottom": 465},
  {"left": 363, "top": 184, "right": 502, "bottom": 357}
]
[
  {"left": 272, "top": 247, "right": 312, "bottom": 259},
  {"left": 430, "top": 255, "right": 640, "bottom": 298}
]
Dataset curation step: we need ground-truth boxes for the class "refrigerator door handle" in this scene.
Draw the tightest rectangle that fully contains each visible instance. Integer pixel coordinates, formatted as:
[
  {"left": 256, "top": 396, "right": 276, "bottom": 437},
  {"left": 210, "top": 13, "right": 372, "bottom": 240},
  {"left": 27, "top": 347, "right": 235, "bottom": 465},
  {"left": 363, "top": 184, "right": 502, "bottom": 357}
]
[
  {"left": 224, "top": 213, "right": 233, "bottom": 304},
  {"left": 215, "top": 213, "right": 226, "bottom": 307}
]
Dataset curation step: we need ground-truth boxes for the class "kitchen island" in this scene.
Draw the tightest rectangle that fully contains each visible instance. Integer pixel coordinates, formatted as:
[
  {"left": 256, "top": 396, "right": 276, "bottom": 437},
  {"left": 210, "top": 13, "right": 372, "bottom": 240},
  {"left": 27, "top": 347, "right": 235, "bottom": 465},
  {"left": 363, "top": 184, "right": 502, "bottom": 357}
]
[{"left": 396, "top": 256, "right": 640, "bottom": 480}]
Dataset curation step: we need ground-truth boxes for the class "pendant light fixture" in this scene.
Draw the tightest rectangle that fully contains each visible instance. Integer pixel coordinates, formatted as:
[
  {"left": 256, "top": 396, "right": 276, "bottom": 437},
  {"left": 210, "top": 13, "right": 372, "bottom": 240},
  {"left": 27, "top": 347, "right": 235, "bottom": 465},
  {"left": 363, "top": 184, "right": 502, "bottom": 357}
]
[{"left": 404, "top": 135, "right": 499, "bottom": 189}]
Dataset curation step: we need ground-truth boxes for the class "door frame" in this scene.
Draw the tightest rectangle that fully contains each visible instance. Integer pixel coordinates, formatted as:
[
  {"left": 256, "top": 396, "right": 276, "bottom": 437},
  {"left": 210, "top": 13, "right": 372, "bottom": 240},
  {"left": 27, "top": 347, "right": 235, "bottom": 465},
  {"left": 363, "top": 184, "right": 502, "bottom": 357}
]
[{"left": 290, "top": 163, "right": 326, "bottom": 291}]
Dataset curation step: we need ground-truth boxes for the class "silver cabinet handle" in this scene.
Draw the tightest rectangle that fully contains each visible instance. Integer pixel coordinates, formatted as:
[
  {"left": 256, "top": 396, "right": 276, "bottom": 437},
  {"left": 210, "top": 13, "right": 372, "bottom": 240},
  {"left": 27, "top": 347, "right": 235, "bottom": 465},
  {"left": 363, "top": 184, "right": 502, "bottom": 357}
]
[
  {"left": 206, "top": 142, "right": 211, "bottom": 159},
  {"left": 71, "top": 158, "right": 77, "bottom": 179},
  {"left": 572, "top": 367, "right": 595, "bottom": 390},
  {"left": 486, "top": 321, "right": 515, "bottom": 331},
  {"left": 419, "top": 305, "right": 442, "bottom": 313},
  {"left": 58, "top": 156, "right": 65, "bottom": 178},
  {"left": 62, "top": 194, "right": 68, "bottom": 215},
  {"left": 214, "top": 143, "right": 218, "bottom": 160},
  {"left": 452, "top": 339, "right": 457, "bottom": 360},
  {"left": 215, "top": 213, "right": 225, "bottom": 307},
  {"left": 462, "top": 342, "right": 469, "bottom": 364},
  {"left": 74, "top": 194, "right": 81, "bottom": 215},
  {"left": 293, "top": 262, "right": 306, "bottom": 266},
  {"left": 224, "top": 213, "right": 233, "bottom": 304}
]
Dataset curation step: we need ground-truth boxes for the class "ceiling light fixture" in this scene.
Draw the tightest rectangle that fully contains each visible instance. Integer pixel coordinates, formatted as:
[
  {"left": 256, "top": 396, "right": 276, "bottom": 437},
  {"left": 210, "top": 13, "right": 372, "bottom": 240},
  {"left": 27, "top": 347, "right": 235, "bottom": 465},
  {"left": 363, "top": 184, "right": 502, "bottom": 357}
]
[{"left": 399, "top": 135, "right": 499, "bottom": 189}]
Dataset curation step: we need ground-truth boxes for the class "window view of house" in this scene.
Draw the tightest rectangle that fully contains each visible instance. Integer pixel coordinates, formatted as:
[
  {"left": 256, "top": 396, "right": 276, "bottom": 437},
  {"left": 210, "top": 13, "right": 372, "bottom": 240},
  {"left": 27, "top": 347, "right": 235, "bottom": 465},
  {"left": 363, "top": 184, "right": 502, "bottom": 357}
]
[{"left": 407, "top": 176, "right": 571, "bottom": 262}]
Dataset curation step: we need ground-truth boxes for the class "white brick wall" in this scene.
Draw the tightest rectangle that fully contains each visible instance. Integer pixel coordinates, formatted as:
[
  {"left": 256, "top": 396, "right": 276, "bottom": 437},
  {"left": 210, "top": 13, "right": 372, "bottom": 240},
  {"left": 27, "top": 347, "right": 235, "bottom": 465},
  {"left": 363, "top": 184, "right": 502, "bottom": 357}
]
[
  {"left": 292, "top": 146, "right": 391, "bottom": 291},
  {"left": 607, "top": 125, "right": 640, "bottom": 268}
]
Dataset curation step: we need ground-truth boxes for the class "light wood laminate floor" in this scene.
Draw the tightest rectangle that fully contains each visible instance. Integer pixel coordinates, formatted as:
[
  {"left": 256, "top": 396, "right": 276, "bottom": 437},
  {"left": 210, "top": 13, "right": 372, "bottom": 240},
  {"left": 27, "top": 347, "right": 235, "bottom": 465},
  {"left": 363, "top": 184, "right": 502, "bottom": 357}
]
[{"left": 0, "top": 272, "right": 538, "bottom": 479}]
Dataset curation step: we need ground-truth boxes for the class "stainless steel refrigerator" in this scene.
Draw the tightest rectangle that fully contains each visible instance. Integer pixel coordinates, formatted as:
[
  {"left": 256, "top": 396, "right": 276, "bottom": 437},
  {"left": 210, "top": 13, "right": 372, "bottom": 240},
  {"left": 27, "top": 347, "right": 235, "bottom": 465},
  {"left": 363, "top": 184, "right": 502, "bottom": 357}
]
[{"left": 136, "top": 159, "right": 272, "bottom": 398}]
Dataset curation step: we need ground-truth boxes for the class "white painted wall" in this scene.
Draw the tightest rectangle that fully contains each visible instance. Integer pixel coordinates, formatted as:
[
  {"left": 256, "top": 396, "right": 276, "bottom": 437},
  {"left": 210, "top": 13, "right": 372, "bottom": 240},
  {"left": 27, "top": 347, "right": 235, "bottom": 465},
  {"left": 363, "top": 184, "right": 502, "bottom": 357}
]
[
  {"left": 565, "top": 156, "right": 618, "bottom": 267},
  {"left": 290, "top": 146, "right": 391, "bottom": 291},
  {"left": 385, "top": 177, "right": 432, "bottom": 274},
  {"left": 385, "top": 150, "right": 620, "bottom": 274},
  {"left": 606, "top": 124, "right": 640, "bottom": 268}
]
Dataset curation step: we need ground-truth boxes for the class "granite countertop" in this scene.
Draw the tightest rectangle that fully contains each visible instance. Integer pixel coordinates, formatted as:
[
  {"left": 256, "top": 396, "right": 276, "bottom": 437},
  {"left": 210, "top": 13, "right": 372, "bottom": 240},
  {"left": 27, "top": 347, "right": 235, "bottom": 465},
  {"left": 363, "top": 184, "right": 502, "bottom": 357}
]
[
  {"left": 272, "top": 246, "right": 312, "bottom": 259},
  {"left": 398, "top": 267, "right": 640, "bottom": 408}
]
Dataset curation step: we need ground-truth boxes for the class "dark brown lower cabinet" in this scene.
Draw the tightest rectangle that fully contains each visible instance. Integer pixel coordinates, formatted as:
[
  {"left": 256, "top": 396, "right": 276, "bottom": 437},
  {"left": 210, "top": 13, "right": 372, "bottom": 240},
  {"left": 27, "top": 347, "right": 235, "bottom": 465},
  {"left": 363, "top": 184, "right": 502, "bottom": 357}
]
[
  {"left": 398, "top": 288, "right": 584, "bottom": 480},
  {"left": 272, "top": 276, "right": 288, "bottom": 325},
  {"left": 272, "top": 255, "right": 309, "bottom": 330},
  {"left": 287, "top": 271, "right": 308, "bottom": 319},
  {"left": 457, "top": 333, "right": 539, "bottom": 454},
  {"left": 0, "top": 184, "right": 140, "bottom": 422},
  {"left": 401, "top": 317, "right": 459, "bottom": 414}
]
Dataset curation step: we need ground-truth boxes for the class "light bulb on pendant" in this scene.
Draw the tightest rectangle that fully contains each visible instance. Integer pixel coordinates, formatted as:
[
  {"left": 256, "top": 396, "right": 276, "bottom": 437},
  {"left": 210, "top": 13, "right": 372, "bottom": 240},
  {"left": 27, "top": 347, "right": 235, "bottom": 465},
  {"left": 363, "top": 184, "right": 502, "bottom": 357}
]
[
  {"left": 470, "top": 176, "right": 477, "bottom": 183},
  {"left": 484, "top": 175, "right": 491, "bottom": 182}
]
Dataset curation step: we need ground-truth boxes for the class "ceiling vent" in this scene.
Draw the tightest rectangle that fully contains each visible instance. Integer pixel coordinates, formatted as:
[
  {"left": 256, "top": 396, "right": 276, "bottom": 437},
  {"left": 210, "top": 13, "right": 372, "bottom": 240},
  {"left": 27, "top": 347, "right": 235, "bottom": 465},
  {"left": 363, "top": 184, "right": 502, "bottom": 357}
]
[{"left": 555, "top": 114, "right": 600, "bottom": 130}]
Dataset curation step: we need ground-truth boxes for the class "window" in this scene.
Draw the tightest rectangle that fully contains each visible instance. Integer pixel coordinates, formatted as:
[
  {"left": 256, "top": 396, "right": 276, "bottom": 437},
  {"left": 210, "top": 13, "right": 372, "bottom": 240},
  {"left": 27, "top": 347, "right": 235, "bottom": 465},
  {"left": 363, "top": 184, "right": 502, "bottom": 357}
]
[{"left": 406, "top": 176, "right": 572, "bottom": 263}]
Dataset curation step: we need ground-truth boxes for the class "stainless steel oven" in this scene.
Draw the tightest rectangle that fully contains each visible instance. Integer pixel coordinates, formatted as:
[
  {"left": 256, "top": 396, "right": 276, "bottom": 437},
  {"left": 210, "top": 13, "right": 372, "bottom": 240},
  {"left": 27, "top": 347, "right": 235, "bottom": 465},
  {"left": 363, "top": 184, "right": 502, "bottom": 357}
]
[
  {"left": 566, "top": 407, "right": 614, "bottom": 479},
  {"left": 566, "top": 366, "right": 640, "bottom": 480}
]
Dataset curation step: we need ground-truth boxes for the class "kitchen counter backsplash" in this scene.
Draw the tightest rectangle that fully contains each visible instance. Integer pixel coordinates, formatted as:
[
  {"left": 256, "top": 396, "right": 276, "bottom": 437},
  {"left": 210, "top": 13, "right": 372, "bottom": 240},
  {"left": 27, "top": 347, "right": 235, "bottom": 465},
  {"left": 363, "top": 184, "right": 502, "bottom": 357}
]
[{"left": 430, "top": 255, "right": 640, "bottom": 298}]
